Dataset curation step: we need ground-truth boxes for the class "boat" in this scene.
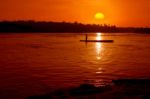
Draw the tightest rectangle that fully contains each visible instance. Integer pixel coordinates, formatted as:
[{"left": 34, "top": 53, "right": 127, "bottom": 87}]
[
  {"left": 80, "top": 40, "right": 114, "bottom": 43},
  {"left": 80, "top": 34, "right": 114, "bottom": 43}
]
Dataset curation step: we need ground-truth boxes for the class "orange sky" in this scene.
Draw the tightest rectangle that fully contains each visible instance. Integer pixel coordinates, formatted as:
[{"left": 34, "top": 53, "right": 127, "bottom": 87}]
[{"left": 0, "top": 0, "right": 150, "bottom": 27}]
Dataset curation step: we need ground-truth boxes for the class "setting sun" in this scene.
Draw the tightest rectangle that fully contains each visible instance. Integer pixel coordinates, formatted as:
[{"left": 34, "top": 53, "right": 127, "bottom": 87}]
[{"left": 95, "top": 12, "right": 105, "bottom": 20}]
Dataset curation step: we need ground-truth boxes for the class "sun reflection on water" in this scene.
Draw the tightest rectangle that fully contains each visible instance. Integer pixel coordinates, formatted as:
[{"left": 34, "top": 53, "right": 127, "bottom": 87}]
[
  {"left": 95, "top": 33, "right": 106, "bottom": 86},
  {"left": 96, "top": 33, "right": 102, "bottom": 60}
]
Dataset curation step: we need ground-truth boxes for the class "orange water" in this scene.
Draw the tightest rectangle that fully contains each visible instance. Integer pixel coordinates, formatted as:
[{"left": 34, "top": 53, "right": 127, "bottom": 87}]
[{"left": 0, "top": 33, "right": 150, "bottom": 99}]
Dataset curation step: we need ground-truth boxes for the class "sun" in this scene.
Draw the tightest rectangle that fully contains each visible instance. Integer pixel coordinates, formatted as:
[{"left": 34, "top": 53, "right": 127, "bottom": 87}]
[{"left": 95, "top": 12, "right": 105, "bottom": 20}]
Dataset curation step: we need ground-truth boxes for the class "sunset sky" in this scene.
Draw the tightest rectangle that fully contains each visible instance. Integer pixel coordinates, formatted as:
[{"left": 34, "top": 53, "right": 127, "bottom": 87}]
[{"left": 0, "top": 0, "right": 150, "bottom": 27}]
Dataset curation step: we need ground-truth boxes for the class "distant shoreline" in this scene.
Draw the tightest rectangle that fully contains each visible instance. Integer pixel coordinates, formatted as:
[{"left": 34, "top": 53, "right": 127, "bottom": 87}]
[{"left": 0, "top": 21, "right": 150, "bottom": 33}]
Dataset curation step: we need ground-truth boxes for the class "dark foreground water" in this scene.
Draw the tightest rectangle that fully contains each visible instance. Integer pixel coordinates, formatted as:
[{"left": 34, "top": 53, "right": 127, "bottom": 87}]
[{"left": 0, "top": 33, "right": 150, "bottom": 99}]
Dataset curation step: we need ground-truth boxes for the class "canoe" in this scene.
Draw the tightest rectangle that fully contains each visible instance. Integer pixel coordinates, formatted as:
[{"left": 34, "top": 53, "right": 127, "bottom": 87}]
[{"left": 80, "top": 40, "right": 114, "bottom": 43}]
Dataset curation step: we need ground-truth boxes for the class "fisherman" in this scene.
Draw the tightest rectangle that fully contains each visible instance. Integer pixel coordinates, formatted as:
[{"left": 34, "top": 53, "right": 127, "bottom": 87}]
[{"left": 85, "top": 34, "right": 88, "bottom": 41}]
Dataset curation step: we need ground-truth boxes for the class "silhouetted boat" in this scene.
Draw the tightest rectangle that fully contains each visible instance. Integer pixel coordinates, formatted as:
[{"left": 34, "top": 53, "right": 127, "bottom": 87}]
[
  {"left": 80, "top": 34, "right": 114, "bottom": 43},
  {"left": 80, "top": 40, "right": 114, "bottom": 43}
]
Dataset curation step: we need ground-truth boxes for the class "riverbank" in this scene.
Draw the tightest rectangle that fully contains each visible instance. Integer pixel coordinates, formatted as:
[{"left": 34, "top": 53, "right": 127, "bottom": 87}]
[
  {"left": 0, "top": 21, "right": 150, "bottom": 33},
  {"left": 28, "top": 79, "right": 150, "bottom": 99}
]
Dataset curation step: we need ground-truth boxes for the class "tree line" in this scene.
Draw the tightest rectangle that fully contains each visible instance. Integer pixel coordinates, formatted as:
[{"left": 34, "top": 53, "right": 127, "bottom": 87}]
[{"left": 0, "top": 20, "right": 149, "bottom": 33}]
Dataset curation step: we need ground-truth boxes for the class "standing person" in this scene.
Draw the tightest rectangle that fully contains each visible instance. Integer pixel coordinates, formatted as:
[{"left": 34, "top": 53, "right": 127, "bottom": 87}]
[{"left": 85, "top": 34, "right": 88, "bottom": 41}]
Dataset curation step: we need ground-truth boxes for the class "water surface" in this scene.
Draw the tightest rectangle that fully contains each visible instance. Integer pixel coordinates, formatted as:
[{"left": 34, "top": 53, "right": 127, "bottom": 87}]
[{"left": 0, "top": 33, "right": 150, "bottom": 99}]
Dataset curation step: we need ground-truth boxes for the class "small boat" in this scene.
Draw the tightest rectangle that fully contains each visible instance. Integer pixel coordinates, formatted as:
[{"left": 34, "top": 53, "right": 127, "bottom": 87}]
[
  {"left": 80, "top": 34, "right": 114, "bottom": 43},
  {"left": 80, "top": 40, "right": 114, "bottom": 43}
]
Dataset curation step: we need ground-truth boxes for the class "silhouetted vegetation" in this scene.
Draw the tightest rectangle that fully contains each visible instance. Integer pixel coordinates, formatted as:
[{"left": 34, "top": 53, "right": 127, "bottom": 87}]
[
  {"left": 28, "top": 79, "right": 150, "bottom": 99},
  {"left": 0, "top": 20, "right": 150, "bottom": 33},
  {"left": 28, "top": 83, "right": 111, "bottom": 99}
]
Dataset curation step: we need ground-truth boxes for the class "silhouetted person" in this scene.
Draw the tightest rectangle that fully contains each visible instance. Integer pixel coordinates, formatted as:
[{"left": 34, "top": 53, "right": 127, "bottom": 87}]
[{"left": 85, "top": 34, "right": 88, "bottom": 41}]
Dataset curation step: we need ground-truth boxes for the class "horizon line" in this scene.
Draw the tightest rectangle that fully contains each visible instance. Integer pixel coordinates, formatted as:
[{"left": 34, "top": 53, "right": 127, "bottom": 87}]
[{"left": 0, "top": 20, "right": 149, "bottom": 28}]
